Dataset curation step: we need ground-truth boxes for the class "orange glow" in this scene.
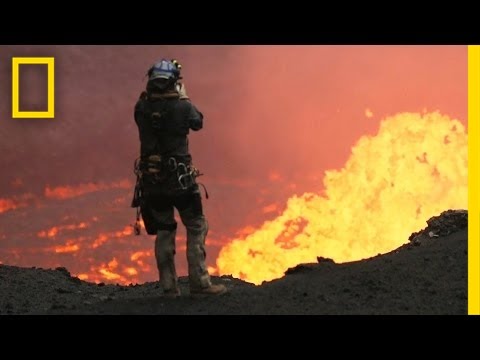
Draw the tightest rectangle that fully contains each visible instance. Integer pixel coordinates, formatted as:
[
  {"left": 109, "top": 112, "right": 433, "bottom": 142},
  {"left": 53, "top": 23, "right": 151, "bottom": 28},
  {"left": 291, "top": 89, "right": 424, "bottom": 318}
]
[
  {"left": 91, "top": 225, "right": 134, "bottom": 249},
  {"left": 48, "top": 228, "right": 58, "bottom": 237},
  {"left": 130, "top": 251, "right": 150, "bottom": 262},
  {"left": 108, "top": 258, "right": 118, "bottom": 269},
  {"left": 207, "top": 266, "right": 218, "bottom": 275},
  {"left": 94, "top": 257, "right": 127, "bottom": 282},
  {"left": 129, "top": 250, "right": 153, "bottom": 274},
  {"left": 262, "top": 203, "right": 279, "bottom": 214},
  {"left": 124, "top": 267, "right": 138, "bottom": 276},
  {"left": 77, "top": 255, "right": 147, "bottom": 284},
  {"left": 269, "top": 172, "right": 282, "bottom": 182},
  {"left": 85, "top": 257, "right": 144, "bottom": 284},
  {"left": 54, "top": 243, "right": 80, "bottom": 253},
  {"left": 217, "top": 112, "right": 468, "bottom": 284},
  {"left": 0, "top": 193, "right": 35, "bottom": 214},
  {"left": 92, "top": 234, "right": 108, "bottom": 249},
  {"left": 99, "top": 268, "right": 122, "bottom": 281},
  {"left": 115, "top": 226, "right": 133, "bottom": 237},
  {"left": 45, "top": 179, "right": 132, "bottom": 200},
  {"left": 38, "top": 222, "right": 89, "bottom": 239},
  {"left": 205, "top": 237, "right": 227, "bottom": 247},
  {"left": 234, "top": 226, "right": 257, "bottom": 238}
]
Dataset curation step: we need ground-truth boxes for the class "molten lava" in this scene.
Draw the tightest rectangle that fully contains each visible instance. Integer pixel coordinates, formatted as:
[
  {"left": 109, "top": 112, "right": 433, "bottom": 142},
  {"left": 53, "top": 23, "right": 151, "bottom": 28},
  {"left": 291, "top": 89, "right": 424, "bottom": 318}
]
[
  {"left": 45, "top": 180, "right": 131, "bottom": 200},
  {"left": 216, "top": 112, "right": 468, "bottom": 285},
  {"left": 91, "top": 225, "right": 133, "bottom": 249},
  {"left": 38, "top": 222, "right": 89, "bottom": 238},
  {"left": 0, "top": 193, "right": 35, "bottom": 214},
  {"left": 54, "top": 242, "right": 81, "bottom": 253}
]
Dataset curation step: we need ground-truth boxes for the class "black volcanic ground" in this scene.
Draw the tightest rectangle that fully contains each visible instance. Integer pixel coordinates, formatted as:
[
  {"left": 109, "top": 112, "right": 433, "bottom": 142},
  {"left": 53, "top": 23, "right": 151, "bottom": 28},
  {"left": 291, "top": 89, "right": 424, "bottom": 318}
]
[{"left": 0, "top": 210, "right": 467, "bottom": 315}]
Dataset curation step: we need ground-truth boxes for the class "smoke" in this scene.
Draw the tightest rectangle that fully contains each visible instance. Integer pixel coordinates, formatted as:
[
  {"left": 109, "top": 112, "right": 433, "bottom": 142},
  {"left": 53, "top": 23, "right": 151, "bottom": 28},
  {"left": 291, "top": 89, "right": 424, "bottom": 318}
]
[{"left": 0, "top": 45, "right": 242, "bottom": 194}]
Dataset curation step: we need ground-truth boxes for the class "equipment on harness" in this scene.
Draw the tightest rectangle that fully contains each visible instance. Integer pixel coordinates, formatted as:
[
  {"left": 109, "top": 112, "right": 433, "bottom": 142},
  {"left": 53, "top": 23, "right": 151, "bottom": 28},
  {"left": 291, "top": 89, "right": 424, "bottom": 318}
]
[
  {"left": 177, "top": 163, "right": 200, "bottom": 190},
  {"left": 131, "top": 157, "right": 143, "bottom": 208},
  {"left": 130, "top": 154, "right": 208, "bottom": 235},
  {"left": 133, "top": 155, "right": 205, "bottom": 191},
  {"left": 131, "top": 158, "right": 144, "bottom": 235},
  {"left": 134, "top": 207, "right": 142, "bottom": 235},
  {"left": 144, "top": 155, "right": 162, "bottom": 174},
  {"left": 174, "top": 161, "right": 209, "bottom": 198}
]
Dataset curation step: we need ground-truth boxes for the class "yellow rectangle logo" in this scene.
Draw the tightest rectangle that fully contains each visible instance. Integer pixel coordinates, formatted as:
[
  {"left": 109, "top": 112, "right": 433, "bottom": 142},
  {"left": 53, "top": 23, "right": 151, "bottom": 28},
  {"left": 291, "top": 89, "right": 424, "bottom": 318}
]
[
  {"left": 468, "top": 45, "right": 480, "bottom": 315},
  {"left": 12, "top": 57, "right": 55, "bottom": 119}
]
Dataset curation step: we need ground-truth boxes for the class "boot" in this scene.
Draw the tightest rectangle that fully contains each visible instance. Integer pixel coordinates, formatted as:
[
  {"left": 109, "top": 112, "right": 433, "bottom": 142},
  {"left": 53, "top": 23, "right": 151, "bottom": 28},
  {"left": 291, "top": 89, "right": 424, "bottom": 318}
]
[
  {"left": 184, "top": 217, "right": 228, "bottom": 296},
  {"left": 163, "top": 287, "right": 181, "bottom": 299},
  {"left": 190, "top": 284, "right": 228, "bottom": 296}
]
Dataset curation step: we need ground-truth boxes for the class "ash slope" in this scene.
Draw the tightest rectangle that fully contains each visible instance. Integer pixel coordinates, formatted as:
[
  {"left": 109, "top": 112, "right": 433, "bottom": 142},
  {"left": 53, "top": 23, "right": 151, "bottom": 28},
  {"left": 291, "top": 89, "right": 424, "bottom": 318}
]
[{"left": 0, "top": 210, "right": 467, "bottom": 315}]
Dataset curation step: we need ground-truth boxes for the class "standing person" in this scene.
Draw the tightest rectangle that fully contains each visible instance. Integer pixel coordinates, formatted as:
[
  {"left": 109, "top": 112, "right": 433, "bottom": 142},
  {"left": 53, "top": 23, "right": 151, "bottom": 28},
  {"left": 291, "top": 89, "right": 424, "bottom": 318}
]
[{"left": 132, "top": 59, "right": 227, "bottom": 298}]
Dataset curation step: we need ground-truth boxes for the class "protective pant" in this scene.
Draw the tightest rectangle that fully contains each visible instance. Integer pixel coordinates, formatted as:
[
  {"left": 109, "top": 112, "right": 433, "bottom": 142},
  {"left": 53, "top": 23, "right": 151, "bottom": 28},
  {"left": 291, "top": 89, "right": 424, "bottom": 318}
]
[
  {"left": 155, "top": 228, "right": 178, "bottom": 292},
  {"left": 151, "top": 193, "right": 211, "bottom": 292},
  {"left": 180, "top": 209, "right": 212, "bottom": 290}
]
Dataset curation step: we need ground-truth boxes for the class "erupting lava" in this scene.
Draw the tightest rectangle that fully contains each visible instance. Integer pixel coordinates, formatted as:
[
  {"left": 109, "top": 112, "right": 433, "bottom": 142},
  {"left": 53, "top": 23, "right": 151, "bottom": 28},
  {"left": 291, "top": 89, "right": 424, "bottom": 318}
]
[{"left": 216, "top": 112, "right": 468, "bottom": 285}]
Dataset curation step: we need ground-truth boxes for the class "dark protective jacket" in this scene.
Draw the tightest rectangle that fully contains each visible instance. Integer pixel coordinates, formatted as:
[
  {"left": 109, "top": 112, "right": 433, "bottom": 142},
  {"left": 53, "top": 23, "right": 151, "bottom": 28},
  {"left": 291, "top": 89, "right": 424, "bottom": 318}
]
[
  {"left": 134, "top": 91, "right": 203, "bottom": 163},
  {"left": 133, "top": 91, "right": 204, "bottom": 200}
]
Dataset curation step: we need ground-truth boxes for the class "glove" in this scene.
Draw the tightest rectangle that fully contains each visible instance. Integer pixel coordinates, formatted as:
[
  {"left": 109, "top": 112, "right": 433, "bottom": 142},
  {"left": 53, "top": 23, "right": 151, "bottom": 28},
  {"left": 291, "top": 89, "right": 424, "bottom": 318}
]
[{"left": 177, "top": 83, "right": 189, "bottom": 100}]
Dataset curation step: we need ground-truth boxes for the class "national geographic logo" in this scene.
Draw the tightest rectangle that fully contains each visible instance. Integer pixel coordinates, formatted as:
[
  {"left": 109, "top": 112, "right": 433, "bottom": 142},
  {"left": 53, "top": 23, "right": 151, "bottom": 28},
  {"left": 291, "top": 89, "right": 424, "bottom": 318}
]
[{"left": 11, "top": 57, "right": 55, "bottom": 119}]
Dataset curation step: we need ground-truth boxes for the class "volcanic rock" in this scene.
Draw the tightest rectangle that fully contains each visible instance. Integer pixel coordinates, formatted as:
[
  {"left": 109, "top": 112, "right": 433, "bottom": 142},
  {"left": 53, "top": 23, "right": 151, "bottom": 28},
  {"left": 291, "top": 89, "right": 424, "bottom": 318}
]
[{"left": 0, "top": 209, "right": 467, "bottom": 315}]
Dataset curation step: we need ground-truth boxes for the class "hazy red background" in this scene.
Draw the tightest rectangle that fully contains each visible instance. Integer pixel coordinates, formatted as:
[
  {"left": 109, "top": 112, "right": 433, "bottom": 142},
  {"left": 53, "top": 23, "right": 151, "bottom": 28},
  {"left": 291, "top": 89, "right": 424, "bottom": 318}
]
[{"left": 0, "top": 45, "right": 467, "bottom": 283}]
